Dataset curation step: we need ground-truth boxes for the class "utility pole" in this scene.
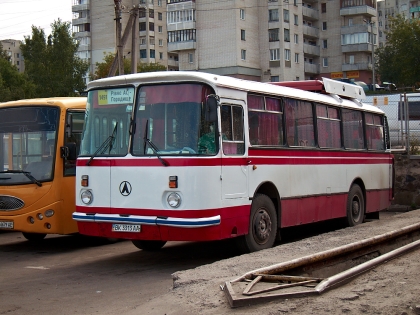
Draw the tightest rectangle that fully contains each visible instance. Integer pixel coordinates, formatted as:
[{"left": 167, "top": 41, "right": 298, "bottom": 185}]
[
  {"left": 114, "top": 0, "right": 124, "bottom": 76},
  {"left": 131, "top": 5, "right": 139, "bottom": 74},
  {"left": 365, "top": 19, "right": 376, "bottom": 91}
]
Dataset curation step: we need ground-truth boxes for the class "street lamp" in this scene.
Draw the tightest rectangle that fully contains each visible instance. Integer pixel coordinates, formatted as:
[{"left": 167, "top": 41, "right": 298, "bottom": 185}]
[{"left": 364, "top": 19, "right": 376, "bottom": 91}]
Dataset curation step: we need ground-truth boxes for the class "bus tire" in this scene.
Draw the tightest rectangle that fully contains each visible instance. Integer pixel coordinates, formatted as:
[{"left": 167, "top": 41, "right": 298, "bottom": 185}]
[
  {"left": 239, "top": 194, "right": 277, "bottom": 253},
  {"left": 22, "top": 232, "right": 47, "bottom": 241},
  {"left": 131, "top": 240, "right": 167, "bottom": 251},
  {"left": 346, "top": 185, "right": 365, "bottom": 227}
]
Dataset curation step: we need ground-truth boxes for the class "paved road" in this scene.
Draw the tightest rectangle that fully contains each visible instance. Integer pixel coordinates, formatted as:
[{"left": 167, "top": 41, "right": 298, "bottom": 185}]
[{"left": 0, "top": 212, "right": 398, "bottom": 314}]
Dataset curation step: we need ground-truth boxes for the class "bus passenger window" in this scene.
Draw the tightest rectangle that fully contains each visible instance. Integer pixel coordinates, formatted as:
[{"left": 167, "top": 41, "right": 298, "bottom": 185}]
[
  {"left": 285, "top": 98, "right": 315, "bottom": 147},
  {"left": 365, "top": 113, "right": 385, "bottom": 151},
  {"left": 342, "top": 109, "right": 364, "bottom": 149},
  {"left": 316, "top": 104, "right": 341, "bottom": 148}
]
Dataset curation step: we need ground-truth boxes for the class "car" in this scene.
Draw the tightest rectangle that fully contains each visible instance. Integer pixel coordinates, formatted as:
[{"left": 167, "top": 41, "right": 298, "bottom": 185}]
[
  {"left": 354, "top": 81, "right": 369, "bottom": 92},
  {"left": 374, "top": 84, "right": 385, "bottom": 91},
  {"left": 381, "top": 82, "right": 397, "bottom": 91}
]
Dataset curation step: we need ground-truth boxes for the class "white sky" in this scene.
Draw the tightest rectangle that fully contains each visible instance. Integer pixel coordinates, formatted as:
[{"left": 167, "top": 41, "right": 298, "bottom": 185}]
[{"left": 0, "top": 0, "right": 73, "bottom": 41}]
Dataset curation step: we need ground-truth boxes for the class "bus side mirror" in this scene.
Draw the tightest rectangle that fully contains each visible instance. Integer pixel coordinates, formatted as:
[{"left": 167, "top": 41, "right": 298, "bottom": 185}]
[
  {"left": 66, "top": 113, "right": 73, "bottom": 139},
  {"left": 205, "top": 95, "right": 218, "bottom": 122},
  {"left": 61, "top": 142, "right": 77, "bottom": 160}
]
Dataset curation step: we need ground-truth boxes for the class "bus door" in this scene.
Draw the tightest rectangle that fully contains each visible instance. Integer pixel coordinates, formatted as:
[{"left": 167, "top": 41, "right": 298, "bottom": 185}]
[{"left": 220, "top": 103, "right": 247, "bottom": 199}]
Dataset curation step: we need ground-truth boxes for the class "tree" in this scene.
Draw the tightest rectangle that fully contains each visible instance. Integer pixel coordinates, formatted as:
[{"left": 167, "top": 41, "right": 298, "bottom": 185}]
[
  {"left": 92, "top": 52, "right": 167, "bottom": 80},
  {"left": 20, "top": 19, "right": 89, "bottom": 97},
  {"left": 0, "top": 43, "right": 35, "bottom": 102},
  {"left": 375, "top": 15, "right": 420, "bottom": 88}
]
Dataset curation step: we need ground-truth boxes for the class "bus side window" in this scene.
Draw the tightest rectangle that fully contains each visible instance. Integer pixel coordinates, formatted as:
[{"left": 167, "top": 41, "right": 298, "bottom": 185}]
[
  {"left": 64, "top": 111, "right": 85, "bottom": 176},
  {"left": 221, "top": 105, "right": 244, "bottom": 155},
  {"left": 285, "top": 98, "right": 315, "bottom": 147}
]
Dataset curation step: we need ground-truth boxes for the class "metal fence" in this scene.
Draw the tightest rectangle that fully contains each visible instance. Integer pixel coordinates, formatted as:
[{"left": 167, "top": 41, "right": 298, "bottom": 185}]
[{"left": 364, "top": 93, "right": 420, "bottom": 153}]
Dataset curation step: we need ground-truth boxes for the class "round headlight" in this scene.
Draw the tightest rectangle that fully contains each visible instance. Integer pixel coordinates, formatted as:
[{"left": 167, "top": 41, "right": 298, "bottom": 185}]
[
  {"left": 167, "top": 193, "right": 181, "bottom": 208},
  {"left": 81, "top": 190, "right": 93, "bottom": 205},
  {"left": 45, "top": 210, "right": 54, "bottom": 218}
]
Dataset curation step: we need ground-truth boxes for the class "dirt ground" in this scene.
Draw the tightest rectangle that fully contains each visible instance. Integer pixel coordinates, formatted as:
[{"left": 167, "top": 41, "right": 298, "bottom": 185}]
[{"left": 130, "top": 210, "right": 420, "bottom": 315}]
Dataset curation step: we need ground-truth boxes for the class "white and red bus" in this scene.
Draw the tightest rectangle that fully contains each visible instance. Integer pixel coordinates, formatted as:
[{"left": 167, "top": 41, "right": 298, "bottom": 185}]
[{"left": 73, "top": 72, "right": 393, "bottom": 252}]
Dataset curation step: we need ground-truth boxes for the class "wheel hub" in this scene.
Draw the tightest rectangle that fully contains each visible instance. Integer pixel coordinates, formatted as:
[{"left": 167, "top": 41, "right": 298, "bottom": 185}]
[{"left": 254, "top": 209, "right": 272, "bottom": 244}]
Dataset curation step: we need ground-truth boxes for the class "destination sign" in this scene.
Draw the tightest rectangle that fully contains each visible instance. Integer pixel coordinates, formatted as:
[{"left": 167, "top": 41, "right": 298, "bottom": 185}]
[{"left": 97, "top": 88, "right": 134, "bottom": 105}]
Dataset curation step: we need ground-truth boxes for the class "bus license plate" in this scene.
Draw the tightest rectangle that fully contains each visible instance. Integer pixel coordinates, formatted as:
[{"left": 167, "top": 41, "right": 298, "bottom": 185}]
[
  {"left": 112, "top": 224, "right": 141, "bottom": 233},
  {"left": 0, "top": 221, "right": 14, "bottom": 229}
]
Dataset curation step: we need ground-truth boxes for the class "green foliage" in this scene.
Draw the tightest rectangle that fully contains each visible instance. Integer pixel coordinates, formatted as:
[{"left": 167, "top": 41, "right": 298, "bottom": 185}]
[
  {"left": 375, "top": 15, "right": 420, "bottom": 88},
  {"left": 410, "top": 136, "right": 420, "bottom": 155},
  {"left": 92, "top": 52, "right": 167, "bottom": 80},
  {"left": 20, "top": 19, "right": 89, "bottom": 97},
  {"left": 0, "top": 43, "right": 36, "bottom": 102}
]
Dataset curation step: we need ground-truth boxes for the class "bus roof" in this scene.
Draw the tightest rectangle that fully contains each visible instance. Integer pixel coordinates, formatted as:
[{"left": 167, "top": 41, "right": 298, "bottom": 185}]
[
  {"left": 87, "top": 71, "right": 383, "bottom": 115},
  {"left": 0, "top": 97, "right": 86, "bottom": 110}
]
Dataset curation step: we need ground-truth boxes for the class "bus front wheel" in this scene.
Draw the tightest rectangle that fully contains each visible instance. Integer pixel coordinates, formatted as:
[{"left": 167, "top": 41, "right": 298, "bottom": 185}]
[
  {"left": 238, "top": 194, "right": 277, "bottom": 253},
  {"left": 22, "top": 232, "right": 47, "bottom": 241},
  {"left": 131, "top": 240, "right": 167, "bottom": 251},
  {"left": 346, "top": 185, "right": 365, "bottom": 227}
]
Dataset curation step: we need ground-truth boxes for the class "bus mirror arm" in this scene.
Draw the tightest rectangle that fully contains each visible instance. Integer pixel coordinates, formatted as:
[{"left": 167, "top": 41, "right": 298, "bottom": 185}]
[{"left": 61, "top": 143, "right": 77, "bottom": 160}]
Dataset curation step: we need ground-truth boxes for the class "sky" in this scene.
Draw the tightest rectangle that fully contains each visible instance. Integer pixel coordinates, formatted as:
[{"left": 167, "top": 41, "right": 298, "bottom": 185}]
[{"left": 0, "top": 0, "right": 73, "bottom": 41}]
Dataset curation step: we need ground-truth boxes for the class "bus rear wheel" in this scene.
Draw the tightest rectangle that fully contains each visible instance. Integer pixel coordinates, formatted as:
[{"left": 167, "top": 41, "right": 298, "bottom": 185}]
[
  {"left": 238, "top": 194, "right": 277, "bottom": 253},
  {"left": 22, "top": 232, "right": 47, "bottom": 241},
  {"left": 131, "top": 240, "right": 167, "bottom": 251},
  {"left": 346, "top": 185, "right": 365, "bottom": 227}
]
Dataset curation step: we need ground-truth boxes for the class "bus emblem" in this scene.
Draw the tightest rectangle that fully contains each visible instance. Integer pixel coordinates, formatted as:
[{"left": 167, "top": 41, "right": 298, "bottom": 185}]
[{"left": 119, "top": 181, "right": 132, "bottom": 196}]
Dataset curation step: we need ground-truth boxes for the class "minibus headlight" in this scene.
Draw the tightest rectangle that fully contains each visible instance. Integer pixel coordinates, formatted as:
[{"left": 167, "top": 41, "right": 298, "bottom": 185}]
[
  {"left": 45, "top": 210, "right": 54, "bottom": 217},
  {"left": 81, "top": 190, "right": 93, "bottom": 205},
  {"left": 167, "top": 193, "right": 181, "bottom": 208}
]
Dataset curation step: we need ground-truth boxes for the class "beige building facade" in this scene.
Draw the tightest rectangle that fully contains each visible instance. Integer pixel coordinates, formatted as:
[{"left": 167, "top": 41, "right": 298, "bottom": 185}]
[
  {"left": 0, "top": 39, "right": 25, "bottom": 73},
  {"left": 73, "top": 0, "right": 379, "bottom": 84}
]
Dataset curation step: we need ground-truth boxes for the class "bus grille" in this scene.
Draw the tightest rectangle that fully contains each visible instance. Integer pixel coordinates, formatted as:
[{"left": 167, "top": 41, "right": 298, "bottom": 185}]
[{"left": 0, "top": 196, "right": 25, "bottom": 211}]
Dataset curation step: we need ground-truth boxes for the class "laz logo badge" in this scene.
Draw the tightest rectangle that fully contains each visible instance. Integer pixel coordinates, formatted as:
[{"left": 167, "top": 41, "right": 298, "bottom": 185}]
[{"left": 119, "top": 181, "right": 132, "bottom": 196}]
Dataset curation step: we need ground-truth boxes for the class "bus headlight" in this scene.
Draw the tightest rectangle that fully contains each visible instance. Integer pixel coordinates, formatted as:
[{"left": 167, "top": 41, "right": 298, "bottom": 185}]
[
  {"left": 167, "top": 193, "right": 181, "bottom": 208},
  {"left": 81, "top": 190, "right": 93, "bottom": 205}
]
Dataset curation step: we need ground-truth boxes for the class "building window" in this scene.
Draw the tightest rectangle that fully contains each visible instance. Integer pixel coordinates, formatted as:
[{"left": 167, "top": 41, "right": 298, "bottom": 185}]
[
  {"left": 270, "top": 48, "right": 280, "bottom": 61},
  {"left": 322, "top": 22, "right": 327, "bottom": 30},
  {"left": 241, "top": 29, "right": 246, "bottom": 41},
  {"left": 269, "top": 29, "right": 279, "bottom": 42},
  {"left": 294, "top": 0, "right": 297, "bottom": 6},
  {"left": 271, "top": 76, "right": 280, "bottom": 82},
  {"left": 168, "top": 29, "right": 196, "bottom": 43},
  {"left": 188, "top": 53, "right": 194, "bottom": 63},
  {"left": 321, "top": 3, "right": 326, "bottom": 13},
  {"left": 283, "top": 9, "right": 289, "bottom": 22},
  {"left": 295, "top": 53, "right": 299, "bottom": 63},
  {"left": 348, "top": 18, "right": 353, "bottom": 26},
  {"left": 349, "top": 55, "right": 354, "bottom": 64},
  {"left": 323, "top": 39, "right": 327, "bottom": 48},
  {"left": 322, "top": 57, "right": 328, "bottom": 67},
  {"left": 269, "top": 9, "right": 279, "bottom": 22},
  {"left": 240, "top": 9, "right": 245, "bottom": 20},
  {"left": 150, "top": 49, "right": 155, "bottom": 58},
  {"left": 158, "top": 25, "right": 163, "bottom": 33},
  {"left": 294, "top": 34, "right": 298, "bottom": 44},
  {"left": 284, "top": 28, "right": 290, "bottom": 42},
  {"left": 241, "top": 49, "right": 246, "bottom": 60},
  {"left": 159, "top": 52, "right": 163, "bottom": 60},
  {"left": 167, "top": 9, "right": 195, "bottom": 24},
  {"left": 158, "top": 12, "right": 163, "bottom": 20},
  {"left": 284, "top": 49, "right": 290, "bottom": 61},
  {"left": 140, "top": 22, "right": 146, "bottom": 31},
  {"left": 140, "top": 49, "right": 147, "bottom": 58},
  {"left": 158, "top": 0, "right": 162, "bottom": 6},
  {"left": 294, "top": 14, "right": 298, "bottom": 25},
  {"left": 159, "top": 39, "right": 163, "bottom": 46},
  {"left": 140, "top": 37, "right": 146, "bottom": 45}
]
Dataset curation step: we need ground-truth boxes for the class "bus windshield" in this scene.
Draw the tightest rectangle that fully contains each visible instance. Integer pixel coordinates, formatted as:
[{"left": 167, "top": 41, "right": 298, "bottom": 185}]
[
  {"left": 82, "top": 83, "right": 217, "bottom": 157},
  {"left": 0, "top": 106, "right": 59, "bottom": 185}
]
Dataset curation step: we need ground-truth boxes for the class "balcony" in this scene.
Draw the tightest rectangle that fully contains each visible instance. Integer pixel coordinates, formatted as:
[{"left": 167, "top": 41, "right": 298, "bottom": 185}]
[
  {"left": 72, "top": 0, "right": 89, "bottom": 12},
  {"left": 340, "top": 5, "right": 376, "bottom": 16},
  {"left": 167, "top": 58, "right": 179, "bottom": 67},
  {"left": 168, "top": 41, "right": 196, "bottom": 52},
  {"left": 342, "top": 62, "right": 371, "bottom": 71},
  {"left": 341, "top": 43, "right": 372, "bottom": 52},
  {"left": 302, "top": 6, "right": 319, "bottom": 20},
  {"left": 303, "top": 25, "right": 319, "bottom": 38},
  {"left": 410, "top": 6, "right": 420, "bottom": 13},
  {"left": 303, "top": 44, "right": 320, "bottom": 56},
  {"left": 167, "top": 21, "right": 196, "bottom": 32},
  {"left": 72, "top": 17, "right": 89, "bottom": 26},
  {"left": 304, "top": 62, "right": 319, "bottom": 74},
  {"left": 73, "top": 31, "right": 90, "bottom": 38}
]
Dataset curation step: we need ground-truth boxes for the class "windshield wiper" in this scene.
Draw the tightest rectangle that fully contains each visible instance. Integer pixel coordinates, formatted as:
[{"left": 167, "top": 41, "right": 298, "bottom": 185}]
[
  {"left": 0, "top": 170, "right": 42, "bottom": 187},
  {"left": 143, "top": 120, "right": 168, "bottom": 167},
  {"left": 87, "top": 122, "right": 118, "bottom": 166}
]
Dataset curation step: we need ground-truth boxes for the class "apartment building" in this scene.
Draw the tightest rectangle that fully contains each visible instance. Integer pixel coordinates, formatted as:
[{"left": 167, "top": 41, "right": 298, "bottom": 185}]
[
  {"left": 72, "top": 0, "right": 176, "bottom": 83},
  {"left": 72, "top": 0, "right": 378, "bottom": 84},
  {"left": 0, "top": 39, "right": 25, "bottom": 73},
  {"left": 377, "top": 0, "right": 419, "bottom": 49}
]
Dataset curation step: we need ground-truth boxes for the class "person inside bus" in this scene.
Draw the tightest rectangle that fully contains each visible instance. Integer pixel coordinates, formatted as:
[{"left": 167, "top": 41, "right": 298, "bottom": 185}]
[{"left": 198, "top": 123, "right": 217, "bottom": 154}]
